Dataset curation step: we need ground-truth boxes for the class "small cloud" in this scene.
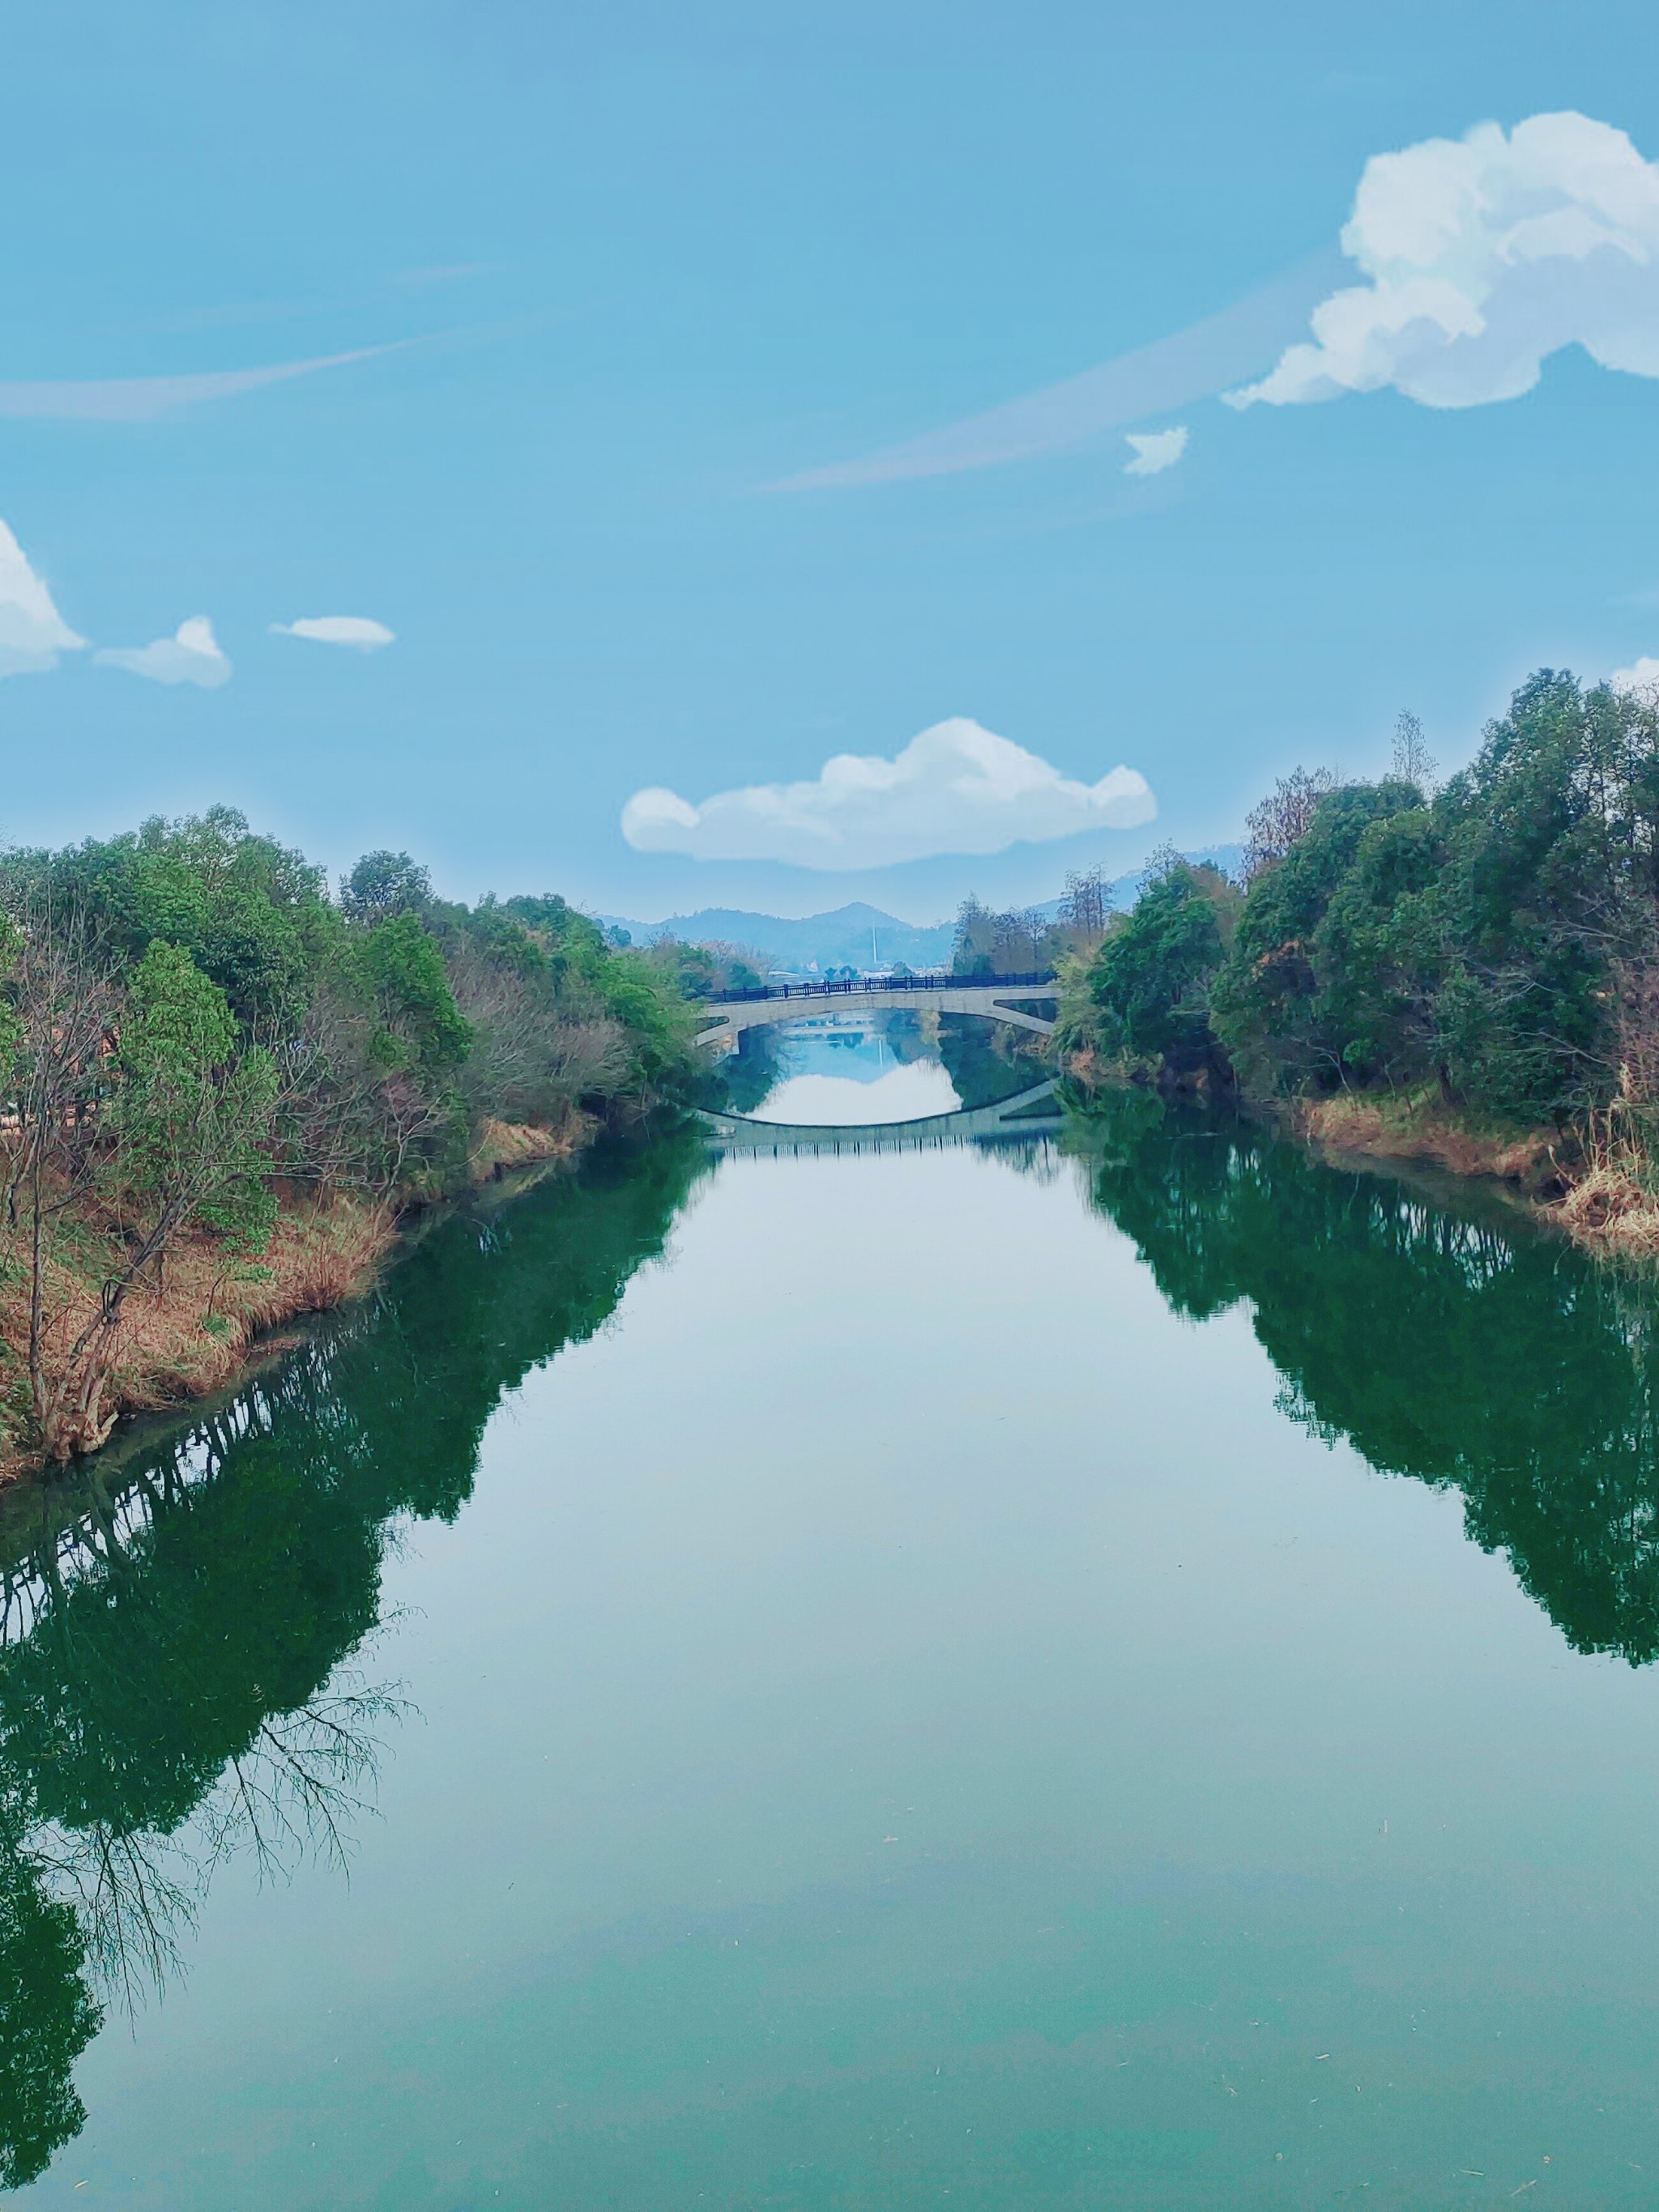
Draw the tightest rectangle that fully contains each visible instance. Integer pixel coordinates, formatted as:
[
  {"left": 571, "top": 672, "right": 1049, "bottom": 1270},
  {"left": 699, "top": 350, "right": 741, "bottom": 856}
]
[
  {"left": 95, "top": 616, "right": 232, "bottom": 689},
  {"left": 0, "top": 518, "right": 86, "bottom": 676},
  {"left": 271, "top": 615, "right": 394, "bottom": 651},
  {"left": 621, "top": 717, "right": 1156, "bottom": 872},
  {"left": 1611, "top": 655, "right": 1659, "bottom": 694},
  {"left": 1123, "top": 426, "right": 1188, "bottom": 477},
  {"left": 1226, "top": 111, "right": 1659, "bottom": 411}
]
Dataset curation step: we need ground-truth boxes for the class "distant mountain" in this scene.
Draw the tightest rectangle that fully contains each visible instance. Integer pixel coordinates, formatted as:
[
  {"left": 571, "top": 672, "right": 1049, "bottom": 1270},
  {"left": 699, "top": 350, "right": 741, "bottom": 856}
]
[
  {"left": 596, "top": 901, "right": 955, "bottom": 974},
  {"left": 599, "top": 850, "right": 1245, "bottom": 974}
]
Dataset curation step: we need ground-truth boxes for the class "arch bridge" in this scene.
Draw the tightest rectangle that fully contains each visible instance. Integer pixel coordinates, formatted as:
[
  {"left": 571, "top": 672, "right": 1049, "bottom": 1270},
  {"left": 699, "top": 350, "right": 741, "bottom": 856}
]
[{"left": 694, "top": 974, "right": 1058, "bottom": 1051}]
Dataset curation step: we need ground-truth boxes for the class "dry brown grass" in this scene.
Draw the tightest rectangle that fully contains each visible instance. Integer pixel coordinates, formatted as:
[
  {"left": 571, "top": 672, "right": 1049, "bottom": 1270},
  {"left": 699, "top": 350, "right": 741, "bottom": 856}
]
[
  {"left": 0, "top": 1115, "right": 591, "bottom": 1486},
  {"left": 1062, "top": 1046, "right": 1158, "bottom": 1090},
  {"left": 1294, "top": 1089, "right": 1556, "bottom": 1188},
  {"left": 0, "top": 1195, "right": 397, "bottom": 1486},
  {"left": 1550, "top": 1161, "right": 1659, "bottom": 1258},
  {"left": 468, "top": 1114, "right": 584, "bottom": 1181}
]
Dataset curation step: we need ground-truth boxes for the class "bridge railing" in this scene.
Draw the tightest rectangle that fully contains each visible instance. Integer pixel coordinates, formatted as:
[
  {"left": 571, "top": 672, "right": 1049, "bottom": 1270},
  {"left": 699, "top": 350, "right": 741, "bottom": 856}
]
[{"left": 702, "top": 970, "right": 1058, "bottom": 1007}]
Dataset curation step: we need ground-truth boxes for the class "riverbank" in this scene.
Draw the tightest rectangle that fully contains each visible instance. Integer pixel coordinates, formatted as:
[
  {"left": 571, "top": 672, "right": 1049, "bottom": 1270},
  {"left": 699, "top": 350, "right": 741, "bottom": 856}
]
[
  {"left": 1287, "top": 1089, "right": 1659, "bottom": 1260},
  {"left": 1060, "top": 1053, "right": 1659, "bottom": 1264},
  {"left": 0, "top": 1114, "right": 586, "bottom": 1490}
]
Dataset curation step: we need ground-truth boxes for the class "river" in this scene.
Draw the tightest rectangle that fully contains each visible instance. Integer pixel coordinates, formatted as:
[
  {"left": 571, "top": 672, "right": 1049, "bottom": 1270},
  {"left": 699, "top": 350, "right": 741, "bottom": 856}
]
[{"left": 3, "top": 1012, "right": 1659, "bottom": 2207}]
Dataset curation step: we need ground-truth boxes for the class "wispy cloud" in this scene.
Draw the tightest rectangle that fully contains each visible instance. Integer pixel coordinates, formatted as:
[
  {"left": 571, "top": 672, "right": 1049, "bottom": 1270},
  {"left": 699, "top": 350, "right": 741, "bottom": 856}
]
[
  {"left": 1228, "top": 112, "right": 1659, "bottom": 411},
  {"left": 0, "top": 343, "right": 401, "bottom": 422},
  {"left": 96, "top": 617, "right": 231, "bottom": 688},
  {"left": 1611, "top": 654, "right": 1659, "bottom": 694},
  {"left": 271, "top": 615, "right": 395, "bottom": 651},
  {"left": 621, "top": 718, "right": 1156, "bottom": 871},
  {"left": 768, "top": 256, "right": 1341, "bottom": 491},
  {"left": 0, "top": 518, "right": 85, "bottom": 677},
  {"left": 1123, "top": 426, "right": 1188, "bottom": 477}
]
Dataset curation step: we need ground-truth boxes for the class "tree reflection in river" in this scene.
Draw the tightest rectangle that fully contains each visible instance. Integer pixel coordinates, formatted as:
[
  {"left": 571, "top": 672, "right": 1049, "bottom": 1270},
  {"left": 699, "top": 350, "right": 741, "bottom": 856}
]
[
  {"left": 10, "top": 1091, "right": 1659, "bottom": 2189},
  {"left": 1064, "top": 1086, "right": 1659, "bottom": 1665},
  {"left": 0, "top": 1127, "right": 709, "bottom": 2189}
]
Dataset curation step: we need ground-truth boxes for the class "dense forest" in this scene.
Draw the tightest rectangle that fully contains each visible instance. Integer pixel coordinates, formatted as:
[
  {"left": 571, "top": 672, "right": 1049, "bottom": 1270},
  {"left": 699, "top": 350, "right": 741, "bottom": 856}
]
[
  {"left": 1057, "top": 672, "right": 1659, "bottom": 1249},
  {"left": 0, "top": 809, "right": 703, "bottom": 1469}
]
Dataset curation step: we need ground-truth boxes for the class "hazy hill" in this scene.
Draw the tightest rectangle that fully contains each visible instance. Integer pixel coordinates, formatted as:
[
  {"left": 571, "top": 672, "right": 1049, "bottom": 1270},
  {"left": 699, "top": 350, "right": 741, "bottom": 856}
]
[
  {"left": 600, "top": 850, "right": 1245, "bottom": 973},
  {"left": 597, "top": 901, "right": 955, "bottom": 972}
]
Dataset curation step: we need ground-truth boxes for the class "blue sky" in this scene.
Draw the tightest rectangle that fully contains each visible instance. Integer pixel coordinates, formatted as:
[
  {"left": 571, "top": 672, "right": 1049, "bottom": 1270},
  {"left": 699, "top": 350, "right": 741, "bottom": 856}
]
[{"left": 7, "top": 0, "right": 1659, "bottom": 921}]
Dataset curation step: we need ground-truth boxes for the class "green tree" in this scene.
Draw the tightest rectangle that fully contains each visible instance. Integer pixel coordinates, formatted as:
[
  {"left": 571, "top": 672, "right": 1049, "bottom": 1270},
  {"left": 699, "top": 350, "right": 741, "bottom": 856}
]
[
  {"left": 351, "top": 913, "right": 471, "bottom": 1080},
  {"left": 340, "top": 851, "right": 433, "bottom": 927},
  {"left": 29, "top": 945, "right": 279, "bottom": 1460},
  {"left": 1077, "top": 858, "right": 1240, "bottom": 1083}
]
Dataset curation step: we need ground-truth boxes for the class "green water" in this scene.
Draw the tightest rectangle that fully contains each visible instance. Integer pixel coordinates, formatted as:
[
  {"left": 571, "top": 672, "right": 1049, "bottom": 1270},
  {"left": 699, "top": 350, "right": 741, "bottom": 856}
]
[{"left": 5, "top": 1084, "right": 1659, "bottom": 2208}]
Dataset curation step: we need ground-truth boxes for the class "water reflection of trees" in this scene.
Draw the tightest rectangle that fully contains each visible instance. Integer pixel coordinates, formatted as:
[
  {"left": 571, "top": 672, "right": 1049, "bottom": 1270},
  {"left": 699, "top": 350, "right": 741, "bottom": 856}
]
[
  {"left": 0, "top": 1129, "right": 707, "bottom": 2189},
  {"left": 1066, "top": 1088, "right": 1659, "bottom": 1666},
  {"left": 936, "top": 1014, "right": 1048, "bottom": 1112}
]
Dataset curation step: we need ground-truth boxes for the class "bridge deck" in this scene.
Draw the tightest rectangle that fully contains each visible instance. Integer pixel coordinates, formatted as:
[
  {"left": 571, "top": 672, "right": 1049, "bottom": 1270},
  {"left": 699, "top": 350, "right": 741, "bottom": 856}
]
[{"left": 696, "top": 979, "right": 1058, "bottom": 1048}]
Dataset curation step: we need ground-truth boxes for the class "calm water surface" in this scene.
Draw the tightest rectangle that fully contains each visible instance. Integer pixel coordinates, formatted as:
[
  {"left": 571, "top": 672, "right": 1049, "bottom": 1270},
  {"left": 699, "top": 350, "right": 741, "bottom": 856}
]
[{"left": 5, "top": 1029, "right": 1659, "bottom": 2208}]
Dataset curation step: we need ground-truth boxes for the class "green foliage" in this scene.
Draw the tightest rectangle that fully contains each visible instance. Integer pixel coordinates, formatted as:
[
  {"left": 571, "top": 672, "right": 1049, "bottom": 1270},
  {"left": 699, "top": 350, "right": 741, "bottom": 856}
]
[
  {"left": 1088, "top": 670, "right": 1659, "bottom": 1131},
  {"left": 340, "top": 850, "right": 432, "bottom": 926},
  {"left": 1211, "top": 779, "right": 1426, "bottom": 1091},
  {"left": 501, "top": 893, "right": 610, "bottom": 981},
  {"left": 0, "top": 808, "right": 705, "bottom": 1455},
  {"left": 5, "top": 808, "right": 330, "bottom": 1029},
  {"left": 644, "top": 938, "right": 764, "bottom": 1000},
  {"left": 116, "top": 943, "right": 279, "bottom": 1259},
  {"left": 1084, "top": 860, "right": 1239, "bottom": 1072},
  {"left": 348, "top": 913, "right": 472, "bottom": 1080},
  {"left": 591, "top": 952, "right": 701, "bottom": 1106}
]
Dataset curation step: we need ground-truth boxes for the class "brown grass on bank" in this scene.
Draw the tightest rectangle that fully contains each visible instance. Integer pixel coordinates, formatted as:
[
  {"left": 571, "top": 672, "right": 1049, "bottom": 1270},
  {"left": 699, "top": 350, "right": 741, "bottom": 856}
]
[
  {"left": 1546, "top": 1103, "right": 1659, "bottom": 1260},
  {"left": 468, "top": 1114, "right": 584, "bottom": 1182},
  {"left": 0, "top": 1196, "right": 399, "bottom": 1486},
  {"left": 1275, "top": 1088, "right": 1659, "bottom": 1264},
  {"left": 0, "top": 1111, "right": 595, "bottom": 1488},
  {"left": 1293, "top": 1087, "right": 1557, "bottom": 1189},
  {"left": 1551, "top": 1161, "right": 1659, "bottom": 1258}
]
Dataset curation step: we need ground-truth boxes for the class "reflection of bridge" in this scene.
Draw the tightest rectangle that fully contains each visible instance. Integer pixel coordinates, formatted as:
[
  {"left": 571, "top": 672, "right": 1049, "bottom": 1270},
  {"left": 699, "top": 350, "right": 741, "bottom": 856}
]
[
  {"left": 695, "top": 977, "right": 1059, "bottom": 1050},
  {"left": 701, "top": 1079, "right": 1064, "bottom": 1157}
]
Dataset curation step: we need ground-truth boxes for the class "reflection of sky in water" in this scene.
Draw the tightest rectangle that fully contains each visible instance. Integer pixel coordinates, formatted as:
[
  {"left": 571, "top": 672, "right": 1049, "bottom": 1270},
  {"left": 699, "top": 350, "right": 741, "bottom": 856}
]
[
  {"left": 742, "top": 1014, "right": 963, "bottom": 1125},
  {"left": 748, "top": 1062, "right": 962, "bottom": 1125}
]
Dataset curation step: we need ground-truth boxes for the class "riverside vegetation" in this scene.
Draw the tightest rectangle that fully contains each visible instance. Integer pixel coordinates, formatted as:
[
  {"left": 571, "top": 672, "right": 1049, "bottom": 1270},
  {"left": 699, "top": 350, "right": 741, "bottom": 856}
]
[
  {"left": 1048, "top": 671, "right": 1659, "bottom": 1259},
  {"left": 0, "top": 811, "right": 703, "bottom": 1477}
]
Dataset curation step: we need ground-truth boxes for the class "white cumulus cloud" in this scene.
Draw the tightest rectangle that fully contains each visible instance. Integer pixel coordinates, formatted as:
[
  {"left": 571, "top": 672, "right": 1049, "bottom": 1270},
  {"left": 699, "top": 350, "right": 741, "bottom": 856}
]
[
  {"left": 1611, "top": 654, "right": 1659, "bottom": 693},
  {"left": 271, "top": 616, "right": 395, "bottom": 650},
  {"left": 95, "top": 616, "right": 232, "bottom": 689},
  {"left": 1227, "top": 111, "right": 1659, "bottom": 411},
  {"left": 0, "top": 518, "right": 86, "bottom": 676},
  {"left": 1123, "top": 426, "right": 1189, "bottom": 476},
  {"left": 621, "top": 718, "right": 1156, "bottom": 872}
]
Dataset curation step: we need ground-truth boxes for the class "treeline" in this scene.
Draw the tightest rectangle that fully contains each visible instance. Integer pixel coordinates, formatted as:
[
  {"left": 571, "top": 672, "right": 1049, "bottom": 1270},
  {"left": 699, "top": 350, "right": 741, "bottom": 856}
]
[
  {"left": 951, "top": 868, "right": 1113, "bottom": 978},
  {"left": 0, "top": 809, "right": 701, "bottom": 1462},
  {"left": 1062, "top": 672, "right": 1659, "bottom": 1170}
]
